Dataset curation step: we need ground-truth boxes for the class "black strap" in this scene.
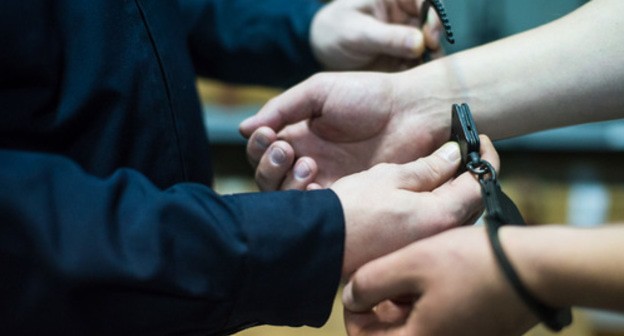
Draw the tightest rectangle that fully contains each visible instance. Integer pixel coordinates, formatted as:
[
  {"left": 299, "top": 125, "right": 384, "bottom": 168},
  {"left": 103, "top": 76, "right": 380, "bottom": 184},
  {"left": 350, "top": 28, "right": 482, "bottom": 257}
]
[
  {"left": 482, "top": 180, "right": 573, "bottom": 331},
  {"left": 451, "top": 103, "right": 572, "bottom": 331}
]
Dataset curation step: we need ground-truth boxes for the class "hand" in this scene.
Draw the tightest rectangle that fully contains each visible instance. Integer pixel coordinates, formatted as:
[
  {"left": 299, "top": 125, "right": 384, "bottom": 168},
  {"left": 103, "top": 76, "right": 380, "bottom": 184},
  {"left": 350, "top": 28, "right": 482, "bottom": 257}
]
[
  {"left": 240, "top": 71, "right": 450, "bottom": 191},
  {"left": 333, "top": 135, "right": 499, "bottom": 276},
  {"left": 342, "top": 225, "right": 538, "bottom": 336},
  {"left": 310, "top": 0, "right": 443, "bottom": 71}
]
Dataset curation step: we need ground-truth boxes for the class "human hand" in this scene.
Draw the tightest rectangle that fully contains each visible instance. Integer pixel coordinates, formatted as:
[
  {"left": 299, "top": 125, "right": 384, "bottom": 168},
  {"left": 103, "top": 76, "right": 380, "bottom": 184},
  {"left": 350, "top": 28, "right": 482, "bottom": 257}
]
[
  {"left": 342, "top": 225, "right": 538, "bottom": 336},
  {"left": 333, "top": 135, "right": 499, "bottom": 277},
  {"left": 240, "top": 71, "right": 450, "bottom": 191},
  {"left": 310, "top": 0, "right": 443, "bottom": 71}
]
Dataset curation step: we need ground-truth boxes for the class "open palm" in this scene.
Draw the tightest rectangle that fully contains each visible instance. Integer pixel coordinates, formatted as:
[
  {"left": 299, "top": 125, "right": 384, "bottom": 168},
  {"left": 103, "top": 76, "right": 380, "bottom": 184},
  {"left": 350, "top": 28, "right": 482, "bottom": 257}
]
[{"left": 240, "top": 72, "right": 449, "bottom": 190}]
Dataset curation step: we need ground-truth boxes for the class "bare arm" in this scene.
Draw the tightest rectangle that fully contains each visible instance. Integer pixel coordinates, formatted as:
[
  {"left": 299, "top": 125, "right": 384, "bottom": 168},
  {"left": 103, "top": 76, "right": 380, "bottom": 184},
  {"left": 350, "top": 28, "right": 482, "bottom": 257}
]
[
  {"left": 503, "top": 224, "right": 624, "bottom": 312},
  {"left": 342, "top": 224, "right": 624, "bottom": 336},
  {"left": 397, "top": 0, "right": 624, "bottom": 139},
  {"left": 241, "top": 0, "right": 624, "bottom": 191}
]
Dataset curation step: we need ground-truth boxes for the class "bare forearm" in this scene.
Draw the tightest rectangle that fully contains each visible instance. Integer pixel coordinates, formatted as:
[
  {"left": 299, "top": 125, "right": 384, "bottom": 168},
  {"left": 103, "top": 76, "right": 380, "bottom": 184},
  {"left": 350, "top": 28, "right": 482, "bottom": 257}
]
[
  {"left": 501, "top": 225, "right": 624, "bottom": 312},
  {"left": 397, "top": 0, "right": 624, "bottom": 139}
]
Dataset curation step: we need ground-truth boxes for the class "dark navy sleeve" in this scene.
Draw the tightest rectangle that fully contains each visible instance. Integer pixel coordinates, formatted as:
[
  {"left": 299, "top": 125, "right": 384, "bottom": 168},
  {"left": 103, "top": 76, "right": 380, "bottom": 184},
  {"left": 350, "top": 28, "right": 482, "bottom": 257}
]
[
  {"left": 183, "top": 0, "right": 324, "bottom": 87},
  {"left": 0, "top": 149, "right": 344, "bottom": 335}
]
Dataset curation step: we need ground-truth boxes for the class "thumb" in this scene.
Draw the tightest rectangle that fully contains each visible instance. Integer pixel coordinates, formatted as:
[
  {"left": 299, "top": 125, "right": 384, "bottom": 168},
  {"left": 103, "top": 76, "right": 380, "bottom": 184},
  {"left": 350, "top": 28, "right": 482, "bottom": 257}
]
[
  {"left": 359, "top": 17, "right": 426, "bottom": 59},
  {"left": 239, "top": 74, "right": 333, "bottom": 138},
  {"left": 343, "top": 250, "right": 420, "bottom": 313},
  {"left": 397, "top": 142, "right": 461, "bottom": 192}
]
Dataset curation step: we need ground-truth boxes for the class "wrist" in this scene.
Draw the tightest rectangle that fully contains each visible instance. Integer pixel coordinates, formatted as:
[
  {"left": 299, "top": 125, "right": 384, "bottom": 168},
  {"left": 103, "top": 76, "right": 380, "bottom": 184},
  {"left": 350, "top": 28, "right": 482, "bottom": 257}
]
[
  {"left": 390, "top": 67, "right": 455, "bottom": 154},
  {"left": 394, "top": 46, "right": 523, "bottom": 140},
  {"left": 499, "top": 226, "right": 569, "bottom": 308}
]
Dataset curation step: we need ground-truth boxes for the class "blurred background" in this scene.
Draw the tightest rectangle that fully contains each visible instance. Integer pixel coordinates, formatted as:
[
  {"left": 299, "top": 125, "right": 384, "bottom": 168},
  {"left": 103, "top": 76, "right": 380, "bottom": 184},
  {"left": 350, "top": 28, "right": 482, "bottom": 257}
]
[{"left": 198, "top": 1, "right": 624, "bottom": 335}]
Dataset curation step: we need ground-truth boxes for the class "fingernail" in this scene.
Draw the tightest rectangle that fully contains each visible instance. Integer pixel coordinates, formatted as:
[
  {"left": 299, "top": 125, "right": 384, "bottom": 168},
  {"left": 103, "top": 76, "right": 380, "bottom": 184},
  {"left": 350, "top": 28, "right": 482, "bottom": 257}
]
[
  {"left": 294, "top": 161, "right": 311, "bottom": 180},
  {"left": 406, "top": 32, "right": 424, "bottom": 56},
  {"left": 255, "top": 133, "right": 270, "bottom": 150},
  {"left": 437, "top": 142, "right": 460, "bottom": 163},
  {"left": 270, "top": 147, "right": 286, "bottom": 165}
]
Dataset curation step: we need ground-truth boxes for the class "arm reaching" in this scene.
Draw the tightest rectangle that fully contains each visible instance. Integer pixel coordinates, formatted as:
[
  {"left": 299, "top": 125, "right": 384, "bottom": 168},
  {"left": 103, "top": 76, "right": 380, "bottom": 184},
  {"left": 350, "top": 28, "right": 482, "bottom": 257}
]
[
  {"left": 311, "top": 0, "right": 443, "bottom": 71},
  {"left": 502, "top": 225, "right": 624, "bottom": 312},
  {"left": 333, "top": 135, "right": 498, "bottom": 275},
  {"left": 0, "top": 150, "right": 345, "bottom": 333},
  {"left": 0, "top": 136, "right": 496, "bottom": 332},
  {"left": 342, "top": 224, "right": 624, "bottom": 336},
  {"left": 394, "top": 0, "right": 624, "bottom": 139},
  {"left": 241, "top": 0, "right": 624, "bottom": 191}
]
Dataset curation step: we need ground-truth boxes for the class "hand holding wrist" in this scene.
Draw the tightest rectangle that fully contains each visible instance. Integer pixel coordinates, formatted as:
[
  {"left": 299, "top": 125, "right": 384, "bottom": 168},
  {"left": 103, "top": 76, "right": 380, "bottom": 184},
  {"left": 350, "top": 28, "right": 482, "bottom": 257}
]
[{"left": 332, "top": 142, "right": 466, "bottom": 276}]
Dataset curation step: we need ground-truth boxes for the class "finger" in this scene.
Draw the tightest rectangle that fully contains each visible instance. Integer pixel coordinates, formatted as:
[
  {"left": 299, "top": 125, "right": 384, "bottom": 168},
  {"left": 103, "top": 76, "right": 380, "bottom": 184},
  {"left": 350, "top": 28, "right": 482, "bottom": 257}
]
[
  {"left": 344, "top": 309, "right": 407, "bottom": 336},
  {"left": 397, "top": 142, "right": 461, "bottom": 192},
  {"left": 365, "top": 55, "right": 421, "bottom": 72},
  {"left": 423, "top": 5, "right": 443, "bottom": 50},
  {"left": 373, "top": 299, "right": 413, "bottom": 324},
  {"left": 431, "top": 170, "right": 483, "bottom": 230},
  {"left": 479, "top": 135, "right": 501, "bottom": 173},
  {"left": 359, "top": 17, "right": 426, "bottom": 59},
  {"left": 254, "top": 141, "right": 295, "bottom": 191},
  {"left": 394, "top": 0, "right": 422, "bottom": 16},
  {"left": 280, "top": 157, "right": 319, "bottom": 190},
  {"left": 440, "top": 135, "right": 500, "bottom": 186},
  {"left": 239, "top": 74, "right": 333, "bottom": 137},
  {"left": 433, "top": 135, "right": 500, "bottom": 224},
  {"left": 468, "top": 207, "right": 485, "bottom": 226},
  {"left": 343, "top": 249, "right": 420, "bottom": 313},
  {"left": 425, "top": 46, "right": 446, "bottom": 62},
  {"left": 246, "top": 127, "right": 277, "bottom": 169},
  {"left": 344, "top": 300, "right": 413, "bottom": 336},
  {"left": 306, "top": 182, "right": 323, "bottom": 191}
]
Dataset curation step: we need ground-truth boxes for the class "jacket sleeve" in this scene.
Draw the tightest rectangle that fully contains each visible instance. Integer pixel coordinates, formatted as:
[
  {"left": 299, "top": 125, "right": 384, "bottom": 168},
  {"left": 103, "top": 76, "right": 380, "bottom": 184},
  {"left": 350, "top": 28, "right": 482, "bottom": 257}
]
[
  {"left": 0, "top": 149, "right": 344, "bottom": 335},
  {"left": 182, "top": 0, "right": 324, "bottom": 88}
]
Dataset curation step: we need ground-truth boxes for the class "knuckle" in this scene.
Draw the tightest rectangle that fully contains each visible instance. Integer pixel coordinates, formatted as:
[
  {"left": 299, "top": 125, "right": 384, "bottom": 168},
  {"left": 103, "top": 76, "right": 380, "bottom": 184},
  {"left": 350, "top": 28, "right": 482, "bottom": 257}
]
[
  {"left": 308, "top": 73, "right": 333, "bottom": 93},
  {"left": 342, "top": 27, "right": 366, "bottom": 47},
  {"left": 417, "top": 157, "right": 444, "bottom": 181}
]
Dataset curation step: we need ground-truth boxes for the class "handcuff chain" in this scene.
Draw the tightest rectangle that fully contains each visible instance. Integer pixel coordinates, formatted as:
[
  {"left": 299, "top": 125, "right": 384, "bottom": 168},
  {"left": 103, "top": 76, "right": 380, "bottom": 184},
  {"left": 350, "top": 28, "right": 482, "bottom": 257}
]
[{"left": 466, "top": 156, "right": 497, "bottom": 183}]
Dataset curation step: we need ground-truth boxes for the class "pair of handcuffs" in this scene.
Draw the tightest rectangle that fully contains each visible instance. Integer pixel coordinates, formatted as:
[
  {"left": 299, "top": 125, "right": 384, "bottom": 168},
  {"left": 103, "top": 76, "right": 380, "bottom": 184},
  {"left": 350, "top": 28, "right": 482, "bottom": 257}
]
[{"left": 421, "top": 0, "right": 573, "bottom": 331}]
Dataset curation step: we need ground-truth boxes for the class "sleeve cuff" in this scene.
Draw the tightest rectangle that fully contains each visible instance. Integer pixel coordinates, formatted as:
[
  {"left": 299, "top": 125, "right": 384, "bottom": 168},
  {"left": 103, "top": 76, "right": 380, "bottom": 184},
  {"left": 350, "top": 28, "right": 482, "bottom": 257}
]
[{"left": 224, "top": 189, "right": 345, "bottom": 328}]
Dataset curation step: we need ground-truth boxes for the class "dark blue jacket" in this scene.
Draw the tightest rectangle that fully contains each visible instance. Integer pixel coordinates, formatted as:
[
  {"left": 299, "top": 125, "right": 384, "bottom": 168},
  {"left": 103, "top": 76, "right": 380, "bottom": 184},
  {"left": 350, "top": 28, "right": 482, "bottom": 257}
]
[{"left": 0, "top": 1, "right": 344, "bottom": 334}]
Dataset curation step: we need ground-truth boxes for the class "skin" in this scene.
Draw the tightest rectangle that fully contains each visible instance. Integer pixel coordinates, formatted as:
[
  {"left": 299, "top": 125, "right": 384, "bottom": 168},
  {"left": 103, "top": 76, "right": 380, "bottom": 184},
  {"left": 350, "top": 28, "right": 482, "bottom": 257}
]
[
  {"left": 244, "top": 72, "right": 438, "bottom": 191},
  {"left": 331, "top": 135, "right": 499, "bottom": 276},
  {"left": 310, "top": 0, "right": 443, "bottom": 71},
  {"left": 342, "top": 224, "right": 624, "bottom": 335},
  {"left": 243, "top": 0, "right": 445, "bottom": 191},
  {"left": 342, "top": 226, "right": 537, "bottom": 336},
  {"left": 240, "top": 0, "right": 624, "bottom": 191},
  {"left": 239, "top": 0, "right": 624, "bottom": 333}
]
